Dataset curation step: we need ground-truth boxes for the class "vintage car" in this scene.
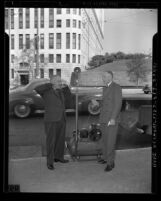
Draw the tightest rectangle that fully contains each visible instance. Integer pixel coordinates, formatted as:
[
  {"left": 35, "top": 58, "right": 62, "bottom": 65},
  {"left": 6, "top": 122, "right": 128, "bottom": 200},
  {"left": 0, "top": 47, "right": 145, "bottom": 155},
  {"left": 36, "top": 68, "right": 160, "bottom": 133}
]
[
  {"left": 9, "top": 78, "right": 101, "bottom": 118},
  {"left": 9, "top": 78, "right": 152, "bottom": 119},
  {"left": 143, "top": 84, "right": 152, "bottom": 94}
]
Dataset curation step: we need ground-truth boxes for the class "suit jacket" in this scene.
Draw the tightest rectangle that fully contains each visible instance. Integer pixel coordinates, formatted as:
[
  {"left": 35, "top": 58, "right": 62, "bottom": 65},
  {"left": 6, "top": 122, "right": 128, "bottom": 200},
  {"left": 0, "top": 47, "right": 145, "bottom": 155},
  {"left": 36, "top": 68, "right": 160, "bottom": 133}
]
[
  {"left": 35, "top": 83, "right": 73, "bottom": 122},
  {"left": 99, "top": 82, "right": 122, "bottom": 124}
]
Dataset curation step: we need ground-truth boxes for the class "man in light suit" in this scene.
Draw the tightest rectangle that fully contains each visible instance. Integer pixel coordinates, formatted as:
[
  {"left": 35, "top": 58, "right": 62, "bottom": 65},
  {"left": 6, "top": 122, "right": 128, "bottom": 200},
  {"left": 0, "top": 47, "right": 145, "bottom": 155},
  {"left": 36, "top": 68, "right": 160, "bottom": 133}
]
[
  {"left": 35, "top": 75, "right": 74, "bottom": 170},
  {"left": 98, "top": 71, "right": 122, "bottom": 172}
]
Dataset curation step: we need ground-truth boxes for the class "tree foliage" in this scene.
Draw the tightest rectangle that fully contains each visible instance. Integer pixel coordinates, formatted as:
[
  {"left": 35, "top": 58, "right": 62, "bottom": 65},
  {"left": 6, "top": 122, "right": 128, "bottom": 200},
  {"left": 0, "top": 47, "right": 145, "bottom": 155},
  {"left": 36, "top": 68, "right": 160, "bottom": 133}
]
[
  {"left": 88, "top": 52, "right": 148, "bottom": 69},
  {"left": 126, "top": 55, "right": 148, "bottom": 86},
  {"left": 88, "top": 55, "right": 106, "bottom": 68}
]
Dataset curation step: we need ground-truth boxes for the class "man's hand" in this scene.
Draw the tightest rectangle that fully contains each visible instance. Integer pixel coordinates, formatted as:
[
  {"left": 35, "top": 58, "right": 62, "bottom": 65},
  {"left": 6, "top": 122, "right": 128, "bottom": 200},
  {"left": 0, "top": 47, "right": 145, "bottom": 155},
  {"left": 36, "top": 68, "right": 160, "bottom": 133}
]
[{"left": 108, "top": 119, "right": 115, "bottom": 126}]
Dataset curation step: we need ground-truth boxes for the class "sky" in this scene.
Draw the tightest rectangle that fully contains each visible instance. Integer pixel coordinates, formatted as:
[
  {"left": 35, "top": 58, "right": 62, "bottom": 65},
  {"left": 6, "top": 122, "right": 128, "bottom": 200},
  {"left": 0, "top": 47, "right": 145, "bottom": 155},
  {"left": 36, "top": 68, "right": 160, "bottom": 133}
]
[{"left": 103, "top": 9, "right": 158, "bottom": 54}]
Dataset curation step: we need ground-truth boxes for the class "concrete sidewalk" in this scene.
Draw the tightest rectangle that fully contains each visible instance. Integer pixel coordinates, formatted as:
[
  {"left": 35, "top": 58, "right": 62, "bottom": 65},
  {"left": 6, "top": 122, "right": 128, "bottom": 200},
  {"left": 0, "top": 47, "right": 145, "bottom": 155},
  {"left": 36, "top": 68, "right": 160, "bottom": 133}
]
[{"left": 8, "top": 148, "right": 151, "bottom": 193}]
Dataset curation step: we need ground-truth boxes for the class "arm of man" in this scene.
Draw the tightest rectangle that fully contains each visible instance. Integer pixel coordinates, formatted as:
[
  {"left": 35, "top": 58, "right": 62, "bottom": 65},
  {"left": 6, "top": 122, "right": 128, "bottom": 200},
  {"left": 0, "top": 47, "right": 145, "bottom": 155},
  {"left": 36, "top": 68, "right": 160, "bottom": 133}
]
[
  {"left": 35, "top": 83, "right": 52, "bottom": 96},
  {"left": 62, "top": 85, "right": 76, "bottom": 108},
  {"left": 110, "top": 85, "right": 122, "bottom": 122}
]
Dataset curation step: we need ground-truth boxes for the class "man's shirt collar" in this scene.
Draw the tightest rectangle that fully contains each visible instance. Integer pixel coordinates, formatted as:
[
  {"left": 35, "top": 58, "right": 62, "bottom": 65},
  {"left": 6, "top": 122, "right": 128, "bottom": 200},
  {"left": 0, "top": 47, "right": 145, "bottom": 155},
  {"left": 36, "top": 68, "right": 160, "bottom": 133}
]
[{"left": 107, "top": 81, "right": 112, "bottom": 87}]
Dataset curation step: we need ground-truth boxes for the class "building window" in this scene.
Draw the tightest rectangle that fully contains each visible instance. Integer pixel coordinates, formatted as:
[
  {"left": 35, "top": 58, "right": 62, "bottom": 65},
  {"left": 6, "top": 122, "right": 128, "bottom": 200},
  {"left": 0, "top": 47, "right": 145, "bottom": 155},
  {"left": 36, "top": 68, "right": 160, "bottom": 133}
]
[
  {"left": 40, "top": 34, "right": 44, "bottom": 49},
  {"left": 72, "top": 54, "right": 76, "bottom": 63},
  {"left": 79, "top": 8, "right": 81, "bottom": 15},
  {"left": 49, "top": 54, "right": 54, "bottom": 63},
  {"left": 72, "top": 33, "right": 76, "bottom": 49},
  {"left": 66, "top": 8, "right": 70, "bottom": 14},
  {"left": 57, "top": 8, "right": 61, "bottom": 14},
  {"left": 78, "top": 55, "right": 81, "bottom": 63},
  {"left": 40, "top": 69, "right": 44, "bottom": 78},
  {"left": 5, "top": 9, "right": 8, "bottom": 29},
  {"left": 66, "top": 54, "right": 70, "bottom": 63},
  {"left": 40, "top": 8, "right": 44, "bottom": 28},
  {"left": 56, "top": 69, "right": 61, "bottom": 77},
  {"left": 11, "top": 34, "right": 14, "bottom": 49},
  {"left": 56, "top": 20, "right": 62, "bottom": 28},
  {"left": 34, "top": 69, "right": 37, "bottom": 76},
  {"left": 56, "top": 33, "right": 61, "bottom": 49},
  {"left": 56, "top": 54, "right": 61, "bottom": 63},
  {"left": 26, "top": 8, "right": 30, "bottom": 28},
  {"left": 49, "top": 8, "right": 54, "bottom": 28},
  {"left": 11, "top": 55, "right": 15, "bottom": 63},
  {"left": 73, "top": 9, "right": 77, "bottom": 15},
  {"left": 79, "top": 21, "right": 81, "bottom": 28},
  {"left": 66, "top": 19, "right": 70, "bottom": 27},
  {"left": 19, "top": 8, "right": 23, "bottom": 29},
  {"left": 49, "top": 33, "right": 54, "bottom": 49},
  {"left": 11, "top": 69, "right": 14, "bottom": 79},
  {"left": 49, "top": 69, "right": 54, "bottom": 78},
  {"left": 40, "top": 54, "right": 44, "bottom": 63},
  {"left": 11, "top": 9, "right": 14, "bottom": 29},
  {"left": 34, "top": 34, "right": 38, "bottom": 50},
  {"left": 19, "top": 34, "right": 23, "bottom": 49},
  {"left": 26, "top": 34, "right": 30, "bottom": 49},
  {"left": 78, "top": 34, "right": 81, "bottom": 50},
  {"left": 73, "top": 19, "right": 76, "bottom": 28},
  {"left": 66, "top": 33, "right": 70, "bottom": 49},
  {"left": 34, "top": 8, "right": 38, "bottom": 28}
]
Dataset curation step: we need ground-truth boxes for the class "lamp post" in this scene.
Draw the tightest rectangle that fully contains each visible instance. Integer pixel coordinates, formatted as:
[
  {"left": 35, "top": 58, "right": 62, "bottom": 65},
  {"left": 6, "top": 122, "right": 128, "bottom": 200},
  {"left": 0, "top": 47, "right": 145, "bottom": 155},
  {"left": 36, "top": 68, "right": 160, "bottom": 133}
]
[{"left": 8, "top": 8, "right": 11, "bottom": 82}]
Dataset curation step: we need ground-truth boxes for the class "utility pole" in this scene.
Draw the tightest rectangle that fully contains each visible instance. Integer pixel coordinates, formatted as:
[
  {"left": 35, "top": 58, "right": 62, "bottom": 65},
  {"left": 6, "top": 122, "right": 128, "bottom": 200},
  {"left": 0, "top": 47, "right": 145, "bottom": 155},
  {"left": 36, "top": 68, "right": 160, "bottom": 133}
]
[
  {"left": 8, "top": 8, "right": 11, "bottom": 82},
  {"left": 88, "top": 20, "right": 89, "bottom": 64},
  {"left": 35, "top": 8, "right": 39, "bottom": 78}
]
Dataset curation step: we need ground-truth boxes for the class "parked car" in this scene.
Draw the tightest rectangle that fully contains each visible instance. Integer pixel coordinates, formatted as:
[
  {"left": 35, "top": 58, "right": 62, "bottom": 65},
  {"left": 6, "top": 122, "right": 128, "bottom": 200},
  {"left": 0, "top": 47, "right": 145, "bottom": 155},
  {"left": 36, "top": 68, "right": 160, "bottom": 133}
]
[
  {"left": 9, "top": 78, "right": 100, "bottom": 118},
  {"left": 143, "top": 85, "right": 152, "bottom": 94},
  {"left": 9, "top": 79, "right": 50, "bottom": 118},
  {"left": 9, "top": 78, "right": 152, "bottom": 118}
]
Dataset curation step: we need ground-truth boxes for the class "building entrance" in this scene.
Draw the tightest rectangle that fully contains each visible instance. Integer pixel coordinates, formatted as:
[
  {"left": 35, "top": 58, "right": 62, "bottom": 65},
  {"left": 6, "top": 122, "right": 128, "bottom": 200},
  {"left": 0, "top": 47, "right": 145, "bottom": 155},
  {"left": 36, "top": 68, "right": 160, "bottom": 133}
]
[{"left": 20, "top": 74, "right": 29, "bottom": 85}]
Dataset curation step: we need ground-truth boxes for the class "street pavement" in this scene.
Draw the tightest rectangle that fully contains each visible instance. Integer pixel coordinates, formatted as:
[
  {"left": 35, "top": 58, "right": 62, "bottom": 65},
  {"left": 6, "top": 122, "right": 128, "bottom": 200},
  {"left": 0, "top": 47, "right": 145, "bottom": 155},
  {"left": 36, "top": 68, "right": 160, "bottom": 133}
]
[
  {"left": 8, "top": 113, "right": 152, "bottom": 193},
  {"left": 9, "top": 147, "right": 152, "bottom": 193}
]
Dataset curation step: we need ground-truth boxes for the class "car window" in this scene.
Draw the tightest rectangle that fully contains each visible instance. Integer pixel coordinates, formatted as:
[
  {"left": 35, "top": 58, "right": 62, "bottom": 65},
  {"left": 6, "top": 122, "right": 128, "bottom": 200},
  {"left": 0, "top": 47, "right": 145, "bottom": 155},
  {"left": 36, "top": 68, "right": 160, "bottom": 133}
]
[{"left": 25, "top": 79, "right": 50, "bottom": 92}]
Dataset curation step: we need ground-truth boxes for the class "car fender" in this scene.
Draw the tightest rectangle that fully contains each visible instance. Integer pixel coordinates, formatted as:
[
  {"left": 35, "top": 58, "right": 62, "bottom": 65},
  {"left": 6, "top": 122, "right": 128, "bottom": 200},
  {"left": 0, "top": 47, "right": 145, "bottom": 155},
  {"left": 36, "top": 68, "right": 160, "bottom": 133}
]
[{"left": 10, "top": 98, "right": 35, "bottom": 112}]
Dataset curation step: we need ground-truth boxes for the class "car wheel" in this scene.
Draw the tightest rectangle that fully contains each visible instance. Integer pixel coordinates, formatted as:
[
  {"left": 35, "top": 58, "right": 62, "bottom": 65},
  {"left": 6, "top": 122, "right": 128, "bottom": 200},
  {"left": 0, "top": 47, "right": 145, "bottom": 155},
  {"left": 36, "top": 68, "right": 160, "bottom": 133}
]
[
  {"left": 88, "top": 100, "right": 101, "bottom": 115},
  {"left": 14, "top": 104, "right": 31, "bottom": 118},
  {"left": 144, "top": 91, "right": 149, "bottom": 94}
]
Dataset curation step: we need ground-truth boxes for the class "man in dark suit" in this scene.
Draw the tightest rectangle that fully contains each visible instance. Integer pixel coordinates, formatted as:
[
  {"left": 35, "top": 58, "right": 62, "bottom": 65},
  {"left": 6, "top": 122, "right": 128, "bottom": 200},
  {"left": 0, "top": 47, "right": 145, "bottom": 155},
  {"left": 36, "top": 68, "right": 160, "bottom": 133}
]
[
  {"left": 35, "top": 75, "right": 74, "bottom": 170},
  {"left": 98, "top": 71, "right": 122, "bottom": 172}
]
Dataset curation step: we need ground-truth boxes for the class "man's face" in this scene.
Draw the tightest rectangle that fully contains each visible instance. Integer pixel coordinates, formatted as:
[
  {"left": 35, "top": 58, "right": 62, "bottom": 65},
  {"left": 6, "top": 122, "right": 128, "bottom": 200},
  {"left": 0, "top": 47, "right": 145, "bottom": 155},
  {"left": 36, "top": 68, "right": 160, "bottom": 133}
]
[
  {"left": 102, "top": 72, "right": 113, "bottom": 85},
  {"left": 50, "top": 76, "right": 62, "bottom": 89}
]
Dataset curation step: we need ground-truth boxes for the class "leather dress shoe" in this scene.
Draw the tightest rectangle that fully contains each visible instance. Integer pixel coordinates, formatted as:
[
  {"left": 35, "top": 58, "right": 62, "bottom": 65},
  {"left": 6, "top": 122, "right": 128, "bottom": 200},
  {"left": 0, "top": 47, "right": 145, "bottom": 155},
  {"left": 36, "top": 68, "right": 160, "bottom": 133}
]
[
  {"left": 98, "top": 159, "right": 107, "bottom": 164},
  {"left": 104, "top": 163, "right": 115, "bottom": 172},
  {"left": 47, "top": 164, "right": 55, "bottom": 170},
  {"left": 54, "top": 159, "right": 69, "bottom": 163}
]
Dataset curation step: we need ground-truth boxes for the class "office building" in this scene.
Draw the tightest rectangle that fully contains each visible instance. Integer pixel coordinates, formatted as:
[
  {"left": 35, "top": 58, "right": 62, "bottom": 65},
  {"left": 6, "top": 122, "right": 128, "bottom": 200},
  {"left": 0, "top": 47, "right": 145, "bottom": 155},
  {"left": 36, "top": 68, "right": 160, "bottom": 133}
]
[{"left": 5, "top": 8, "right": 104, "bottom": 85}]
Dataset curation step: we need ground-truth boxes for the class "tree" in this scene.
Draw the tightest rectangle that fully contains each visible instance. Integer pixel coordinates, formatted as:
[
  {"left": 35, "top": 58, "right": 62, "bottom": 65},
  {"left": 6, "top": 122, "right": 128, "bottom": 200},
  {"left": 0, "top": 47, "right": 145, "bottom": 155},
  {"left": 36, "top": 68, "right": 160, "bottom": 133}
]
[
  {"left": 18, "top": 38, "right": 37, "bottom": 79},
  {"left": 126, "top": 55, "right": 148, "bottom": 86},
  {"left": 104, "top": 52, "right": 114, "bottom": 63},
  {"left": 115, "top": 51, "right": 125, "bottom": 60},
  {"left": 88, "top": 55, "right": 106, "bottom": 68}
]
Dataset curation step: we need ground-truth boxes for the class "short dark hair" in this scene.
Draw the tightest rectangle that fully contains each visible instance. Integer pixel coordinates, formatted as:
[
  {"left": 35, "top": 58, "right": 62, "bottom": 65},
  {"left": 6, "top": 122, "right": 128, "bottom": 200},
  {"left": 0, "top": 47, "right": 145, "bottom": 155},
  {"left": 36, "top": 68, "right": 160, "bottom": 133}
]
[
  {"left": 106, "top": 70, "right": 113, "bottom": 78},
  {"left": 74, "top": 67, "right": 81, "bottom": 73}
]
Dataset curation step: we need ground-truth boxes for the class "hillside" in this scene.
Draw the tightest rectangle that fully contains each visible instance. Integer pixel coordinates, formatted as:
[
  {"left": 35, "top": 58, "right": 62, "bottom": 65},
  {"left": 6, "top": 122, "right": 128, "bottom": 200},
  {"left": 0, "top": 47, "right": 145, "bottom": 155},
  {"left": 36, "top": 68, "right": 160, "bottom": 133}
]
[
  {"left": 85, "top": 59, "right": 152, "bottom": 86},
  {"left": 89, "top": 59, "right": 152, "bottom": 72}
]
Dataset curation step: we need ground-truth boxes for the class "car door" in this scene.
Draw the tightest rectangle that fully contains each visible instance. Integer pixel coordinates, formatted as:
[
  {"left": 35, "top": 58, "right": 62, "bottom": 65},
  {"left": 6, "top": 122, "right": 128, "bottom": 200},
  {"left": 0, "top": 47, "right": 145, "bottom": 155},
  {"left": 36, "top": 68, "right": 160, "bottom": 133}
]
[{"left": 31, "top": 89, "right": 45, "bottom": 110}]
